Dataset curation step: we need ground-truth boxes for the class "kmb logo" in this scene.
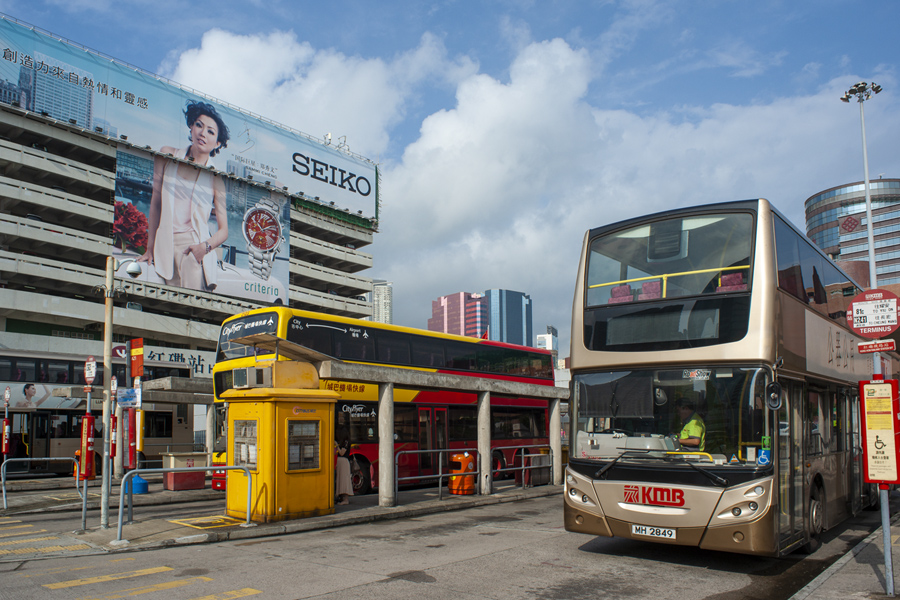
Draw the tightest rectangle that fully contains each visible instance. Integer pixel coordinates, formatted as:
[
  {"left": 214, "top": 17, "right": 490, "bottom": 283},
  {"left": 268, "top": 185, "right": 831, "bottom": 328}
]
[{"left": 624, "top": 485, "right": 685, "bottom": 507}]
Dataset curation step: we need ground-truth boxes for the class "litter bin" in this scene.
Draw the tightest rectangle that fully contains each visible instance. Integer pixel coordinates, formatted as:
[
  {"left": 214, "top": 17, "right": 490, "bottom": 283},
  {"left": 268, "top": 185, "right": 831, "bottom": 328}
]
[
  {"left": 162, "top": 452, "right": 207, "bottom": 491},
  {"left": 448, "top": 452, "right": 475, "bottom": 495},
  {"left": 211, "top": 451, "right": 227, "bottom": 492}
]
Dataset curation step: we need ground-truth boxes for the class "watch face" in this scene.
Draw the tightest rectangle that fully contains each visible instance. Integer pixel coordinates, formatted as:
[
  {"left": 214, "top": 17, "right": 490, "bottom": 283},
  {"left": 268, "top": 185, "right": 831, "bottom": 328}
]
[{"left": 244, "top": 208, "right": 281, "bottom": 251}]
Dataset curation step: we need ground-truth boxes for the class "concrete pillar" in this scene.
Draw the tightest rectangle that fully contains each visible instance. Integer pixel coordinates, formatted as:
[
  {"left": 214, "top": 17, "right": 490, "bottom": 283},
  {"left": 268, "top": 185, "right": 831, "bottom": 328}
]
[
  {"left": 549, "top": 398, "right": 562, "bottom": 485},
  {"left": 205, "top": 405, "right": 215, "bottom": 465},
  {"left": 477, "top": 391, "right": 492, "bottom": 495},
  {"left": 378, "top": 382, "right": 395, "bottom": 507}
]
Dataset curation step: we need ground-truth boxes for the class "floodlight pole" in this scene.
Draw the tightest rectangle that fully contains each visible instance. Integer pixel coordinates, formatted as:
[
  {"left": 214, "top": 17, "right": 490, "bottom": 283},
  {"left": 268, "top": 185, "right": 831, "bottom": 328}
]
[{"left": 843, "top": 81, "right": 891, "bottom": 597}]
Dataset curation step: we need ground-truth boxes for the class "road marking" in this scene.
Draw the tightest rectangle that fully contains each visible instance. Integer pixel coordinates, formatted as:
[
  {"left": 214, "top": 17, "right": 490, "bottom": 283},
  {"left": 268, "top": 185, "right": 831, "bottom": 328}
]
[
  {"left": 0, "top": 523, "right": 32, "bottom": 531},
  {"left": 43, "top": 567, "right": 173, "bottom": 589},
  {"left": 0, "top": 528, "right": 45, "bottom": 539},
  {"left": 1, "top": 543, "right": 92, "bottom": 556},
  {"left": 0, "top": 535, "right": 59, "bottom": 546},
  {"left": 168, "top": 515, "right": 245, "bottom": 530},
  {"left": 43, "top": 492, "right": 99, "bottom": 501},
  {"left": 0, "top": 519, "right": 22, "bottom": 524},
  {"left": 18, "top": 564, "right": 96, "bottom": 577},
  {"left": 189, "top": 590, "right": 262, "bottom": 600},
  {"left": 76, "top": 576, "right": 214, "bottom": 599}
]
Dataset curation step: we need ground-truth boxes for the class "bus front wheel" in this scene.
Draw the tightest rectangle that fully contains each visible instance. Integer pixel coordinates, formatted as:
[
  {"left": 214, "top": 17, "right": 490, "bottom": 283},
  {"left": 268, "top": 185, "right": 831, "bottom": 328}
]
[
  {"left": 351, "top": 457, "right": 371, "bottom": 495},
  {"left": 803, "top": 486, "right": 824, "bottom": 553}
]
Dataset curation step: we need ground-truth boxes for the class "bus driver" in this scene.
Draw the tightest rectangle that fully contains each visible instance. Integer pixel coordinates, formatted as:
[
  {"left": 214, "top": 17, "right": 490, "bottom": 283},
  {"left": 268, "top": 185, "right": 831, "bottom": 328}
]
[{"left": 676, "top": 397, "right": 706, "bottom": 451}]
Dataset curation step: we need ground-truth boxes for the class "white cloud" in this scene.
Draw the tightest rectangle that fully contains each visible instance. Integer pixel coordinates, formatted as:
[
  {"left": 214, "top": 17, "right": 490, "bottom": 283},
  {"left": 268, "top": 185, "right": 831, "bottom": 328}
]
[{"left": 158, "top": 23, "right": 899, "bottom": 356}]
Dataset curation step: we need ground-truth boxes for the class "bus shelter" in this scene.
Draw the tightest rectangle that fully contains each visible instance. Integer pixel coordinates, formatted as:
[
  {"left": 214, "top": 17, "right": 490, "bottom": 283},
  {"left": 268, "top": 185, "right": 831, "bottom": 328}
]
[{"left": 227, "top": 332, "right": 570, "bottom": 508}]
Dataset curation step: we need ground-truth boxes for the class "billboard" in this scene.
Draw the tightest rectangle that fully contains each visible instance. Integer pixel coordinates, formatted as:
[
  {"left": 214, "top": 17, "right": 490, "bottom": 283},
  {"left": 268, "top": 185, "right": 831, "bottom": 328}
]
[{"left": 0, "top": 16, "right": 378, "bottom": 304}]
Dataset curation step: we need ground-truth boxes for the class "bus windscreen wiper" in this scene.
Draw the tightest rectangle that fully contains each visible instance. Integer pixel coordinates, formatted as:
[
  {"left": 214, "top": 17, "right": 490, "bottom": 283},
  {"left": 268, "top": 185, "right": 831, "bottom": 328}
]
[
  {"left": 595, "top": 450, "right": 651, "bottom": 479},
  {"left": 674, "top": 458, "right": 728, "bottom": 487}
]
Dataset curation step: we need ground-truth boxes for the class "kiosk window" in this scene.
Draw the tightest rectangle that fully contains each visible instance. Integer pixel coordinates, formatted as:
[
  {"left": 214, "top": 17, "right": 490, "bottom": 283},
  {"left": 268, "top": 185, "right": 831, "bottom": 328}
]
[
  {"left": 287, "top": 420, "right": 319, "bottom": 470},
  {"left": 234, "top": 420, "right": 258, "bottom": 469}
]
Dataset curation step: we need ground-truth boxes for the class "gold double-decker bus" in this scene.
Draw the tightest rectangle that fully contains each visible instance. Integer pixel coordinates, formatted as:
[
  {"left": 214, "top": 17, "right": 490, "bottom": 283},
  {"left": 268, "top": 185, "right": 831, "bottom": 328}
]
[{"left": 565, "top": 199, "right": 885, "bottom": 556}]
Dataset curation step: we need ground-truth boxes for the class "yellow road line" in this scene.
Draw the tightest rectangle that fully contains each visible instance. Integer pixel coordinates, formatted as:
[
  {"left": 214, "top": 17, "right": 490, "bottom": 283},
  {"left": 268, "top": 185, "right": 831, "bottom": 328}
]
[
  {"left": 43, "top": 567, "right": 173, "bottom": 589},
  {"left": 0, "top": 524, "right": 33, "bottom": 531},
  {"left": 189, "top": 590, "right": 262, "bottom": 600},
  {"left": 0, "top": 535, "right": 59, "bottom": 546},
  {"left": 0, "top": 519, "right": 22, "bottom": 524},
  {"left": 1, "top": 544, "right": 91, "bottom": 556},
  {"left": 19, "top": 564, "right": 96, "bottom": 578},
  {"left": 76, "top": 576, "right": 214, "bottom": 599},
  {"left": 0, "top": 528, "right": 45, "bottom": 539},
  {"left": 168, "top": 515, "right": 244, "bottom": 530}
]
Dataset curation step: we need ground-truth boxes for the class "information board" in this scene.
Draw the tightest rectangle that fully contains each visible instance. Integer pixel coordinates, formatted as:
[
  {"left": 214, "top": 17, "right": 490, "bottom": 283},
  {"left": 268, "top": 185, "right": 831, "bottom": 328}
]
[
  {"left": 858, "top": 378, "right": 900, "bottom": 485},
  {"left": 848, "top": 289, "right": 900, "bottom": 339}
]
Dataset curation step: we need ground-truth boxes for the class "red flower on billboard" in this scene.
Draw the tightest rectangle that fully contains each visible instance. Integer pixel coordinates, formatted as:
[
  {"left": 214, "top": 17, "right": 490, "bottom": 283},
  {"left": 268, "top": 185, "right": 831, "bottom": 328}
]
[{"left": 113, "top": 201, "right": 148, "bottom": 253}]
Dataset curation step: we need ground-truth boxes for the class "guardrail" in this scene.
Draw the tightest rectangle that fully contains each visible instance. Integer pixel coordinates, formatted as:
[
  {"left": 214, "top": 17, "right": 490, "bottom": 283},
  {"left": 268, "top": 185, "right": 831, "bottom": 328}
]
[
  {"left": 1, "top": 457, "right": 82, "bottom": 509},
  {"left": 116, "top": 466, "right": 255, "bottom": 542},
  {"left": 394, "top": 448, "right": 481, "bottom": 502},
  {"left": 392, "top": 444, "right": 553, "bottom": 504},
  {"left": 492, "top": 444, "right": 554, "bottom": 487}
]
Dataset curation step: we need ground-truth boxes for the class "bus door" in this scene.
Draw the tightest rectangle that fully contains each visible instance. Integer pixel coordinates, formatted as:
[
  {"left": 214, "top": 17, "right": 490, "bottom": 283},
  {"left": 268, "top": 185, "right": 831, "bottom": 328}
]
[
  {"left": 847, "top": 392, "right": 864, "bottom": 512},
  {"left": 31, "top": 412, "right": 50, "bottom": 461},
  {"left": 417, "top": 407, "right": 448, "bottom": 474},
  {"left": 777, "top": 380, "right": 805, "bottom": 550},
  {"left": 3, "top": 413, "right": 30, "bottom": 472}
]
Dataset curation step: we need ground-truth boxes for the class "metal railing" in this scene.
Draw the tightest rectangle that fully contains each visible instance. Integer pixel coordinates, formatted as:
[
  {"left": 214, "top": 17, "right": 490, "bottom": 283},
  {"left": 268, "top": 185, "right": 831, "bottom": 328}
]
[
  {"left": 394, "top": 448, "right": 481, "bottom": 502},
  {"left": 491, "top": 445, "right": 554, "bottom": 488},
  {"left": 392, "top": 445, "right": 554, "bottom": 504},
  {"left": 2, "top": 457, "right": 82, "bottom": 509},
  {"left": 116, "top": 466, "right": 255, "bottom": 542}
]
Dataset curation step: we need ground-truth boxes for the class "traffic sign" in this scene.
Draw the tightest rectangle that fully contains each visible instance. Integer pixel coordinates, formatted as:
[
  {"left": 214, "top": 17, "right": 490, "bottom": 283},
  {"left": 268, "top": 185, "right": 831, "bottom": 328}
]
[
  {"left": 84, "top": 356, "right": 97, "bottom": 385},
  {"left": 3, "top": 386, "right": 9, "bottom": 407},
  {"left": 847, "top": 289, "right": 900, "bottom": 339},
  {"left": 859, "top": 340, "right": 897, "bottom": 354}
]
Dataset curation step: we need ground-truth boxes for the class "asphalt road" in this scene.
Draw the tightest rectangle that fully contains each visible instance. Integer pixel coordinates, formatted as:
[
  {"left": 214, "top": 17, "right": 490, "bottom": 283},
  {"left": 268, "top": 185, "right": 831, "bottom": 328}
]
[{"left": 0, "top": 493, "right": 891, "bottom": 600}]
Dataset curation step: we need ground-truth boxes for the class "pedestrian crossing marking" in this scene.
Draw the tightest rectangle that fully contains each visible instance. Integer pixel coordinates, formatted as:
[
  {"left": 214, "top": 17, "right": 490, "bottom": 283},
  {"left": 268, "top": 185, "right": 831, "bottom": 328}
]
[
  {"left": 0, "top": 535, "right": 59, "bottom": 546},
  {"left": 18, "top": 564, "right": 96, "bottom": 577},
  {"left": 189, "top": 590, "right": 262, "bottom": 599},
  {"left": 0, "top": 543, "right": 91, "bottom": 556},
  {"left": 43, "top": 567, "right": 173, "bottom": 589},
  {"left": 168, "top": 515, "right": 245, "bottom": 530},
  {"left": 0, "top": 527, "right": 45, "bottom": 539},
  {"left": 76, "top": 576, "right": 214, "bottom": 599}
]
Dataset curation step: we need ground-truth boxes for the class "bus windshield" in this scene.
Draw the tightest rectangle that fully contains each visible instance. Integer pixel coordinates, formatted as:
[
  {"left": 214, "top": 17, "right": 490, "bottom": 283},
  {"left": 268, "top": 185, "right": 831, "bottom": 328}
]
[
  {"left": 586, "top": 212, "right": 754, "bottom": 306},
  {"left": 573, "top": 366, "right": 771, "bottom": 465}
]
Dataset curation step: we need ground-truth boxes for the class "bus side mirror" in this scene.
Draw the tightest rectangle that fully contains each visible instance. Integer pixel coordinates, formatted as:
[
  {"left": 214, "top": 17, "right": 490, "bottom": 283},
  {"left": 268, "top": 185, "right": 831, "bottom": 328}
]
[{"left": 765, "top": 382, "right": 783, "bottom": 411}]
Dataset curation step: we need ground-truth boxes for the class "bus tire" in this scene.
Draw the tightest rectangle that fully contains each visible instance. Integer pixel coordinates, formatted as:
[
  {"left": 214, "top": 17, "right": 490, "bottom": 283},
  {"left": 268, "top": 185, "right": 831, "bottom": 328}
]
[
  {"left": 351, "top": 456, "right": 371, "bottom": 495},
  {"left": 803, "top": 485, "right": 824, "bottom": 554},
  {"left": 492, "top": 452, "right": 506, "bottom": 480}
]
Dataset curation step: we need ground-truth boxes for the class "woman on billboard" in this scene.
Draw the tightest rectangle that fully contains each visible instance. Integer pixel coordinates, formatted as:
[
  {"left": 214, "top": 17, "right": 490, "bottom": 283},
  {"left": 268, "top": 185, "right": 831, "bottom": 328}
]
[{"left": 138, "top": 100, "right": 230, "bottom": 292}]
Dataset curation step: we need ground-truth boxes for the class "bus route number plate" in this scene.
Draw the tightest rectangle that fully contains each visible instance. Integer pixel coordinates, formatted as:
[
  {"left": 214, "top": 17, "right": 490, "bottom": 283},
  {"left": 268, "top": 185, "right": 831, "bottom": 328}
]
[{"left": 632, "top": 524, "right": 676, "bottom": 540}]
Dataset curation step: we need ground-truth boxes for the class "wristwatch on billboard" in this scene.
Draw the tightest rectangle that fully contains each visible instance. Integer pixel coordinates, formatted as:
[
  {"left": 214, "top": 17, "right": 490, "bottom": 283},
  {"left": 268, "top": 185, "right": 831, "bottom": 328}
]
[{"left": 242, "top": 197, "right": 284, "bottom": 280}]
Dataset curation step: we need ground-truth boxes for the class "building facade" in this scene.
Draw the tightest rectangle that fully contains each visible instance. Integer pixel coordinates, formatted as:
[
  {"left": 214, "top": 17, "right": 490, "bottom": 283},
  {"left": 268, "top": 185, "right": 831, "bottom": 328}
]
[
  {"left": 805, "top": 178, "right": 900, "bottom": 285},
  {"left": 486, "top": 289, "right": 533, "bottom": 347},
  {"left": 0, "top": 16, "right": 379, "bottom": 385},
  {"left": 372, "top": 279, "right": 393, "bottom": 324}
]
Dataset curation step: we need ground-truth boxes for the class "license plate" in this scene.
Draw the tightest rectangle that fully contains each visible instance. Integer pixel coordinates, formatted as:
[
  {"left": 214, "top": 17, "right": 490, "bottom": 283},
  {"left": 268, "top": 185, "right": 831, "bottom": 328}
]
[{"left": 631, "top": 524, "right": 676, "bottom": 539}]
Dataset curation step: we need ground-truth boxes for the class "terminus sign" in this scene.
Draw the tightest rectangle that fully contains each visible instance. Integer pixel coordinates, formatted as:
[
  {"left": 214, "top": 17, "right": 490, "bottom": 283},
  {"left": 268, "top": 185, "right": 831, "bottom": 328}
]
[{"left": 624, "top": 485, "right": 686, "bottom": 507}]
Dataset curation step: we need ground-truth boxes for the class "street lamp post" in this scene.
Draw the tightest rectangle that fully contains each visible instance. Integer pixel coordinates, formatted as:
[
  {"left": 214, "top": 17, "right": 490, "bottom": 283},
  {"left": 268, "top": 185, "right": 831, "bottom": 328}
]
[
  {"left": 841, "top": 80, "right": 889, "bottom": 596},
  {"left": 98, "top": 256, "right": 142, "bottom": 529}
]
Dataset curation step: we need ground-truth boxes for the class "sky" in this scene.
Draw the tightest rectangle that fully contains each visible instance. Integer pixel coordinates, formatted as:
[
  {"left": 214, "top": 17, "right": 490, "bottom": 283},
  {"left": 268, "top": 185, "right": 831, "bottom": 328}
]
[{"left": 4, "top": 0, "right": 899, "bottom": 358}]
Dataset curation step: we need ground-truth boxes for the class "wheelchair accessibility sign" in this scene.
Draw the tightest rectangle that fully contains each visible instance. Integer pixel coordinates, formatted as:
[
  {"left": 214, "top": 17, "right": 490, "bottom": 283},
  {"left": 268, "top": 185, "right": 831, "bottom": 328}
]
[{"left": 756, "top": 449, "right": 771, "bottom": 466}]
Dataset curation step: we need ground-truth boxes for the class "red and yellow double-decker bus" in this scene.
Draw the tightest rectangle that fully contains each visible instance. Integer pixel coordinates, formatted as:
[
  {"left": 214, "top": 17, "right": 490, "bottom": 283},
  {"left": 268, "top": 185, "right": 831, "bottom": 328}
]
[{"left": 212, "top": 307, "right": 555, "bottom": 494}]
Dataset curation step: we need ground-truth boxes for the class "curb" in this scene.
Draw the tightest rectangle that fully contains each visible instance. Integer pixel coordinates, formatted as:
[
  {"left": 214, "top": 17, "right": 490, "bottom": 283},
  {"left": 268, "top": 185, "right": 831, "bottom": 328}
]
[{"left": 789, "top": 511, "right": 900, "bottom": 600}]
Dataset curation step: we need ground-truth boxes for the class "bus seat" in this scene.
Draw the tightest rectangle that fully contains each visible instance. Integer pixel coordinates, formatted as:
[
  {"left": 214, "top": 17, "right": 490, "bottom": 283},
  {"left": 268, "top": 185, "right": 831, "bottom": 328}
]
[
  {"left": 608, "top": 284, "right": 634, "bottom": 304},
  {"left": 717, "top": 272, "right": 747, "bottom": 292},
  {"left": 638, "top": 280, "right": 661, "bottom": 300}
]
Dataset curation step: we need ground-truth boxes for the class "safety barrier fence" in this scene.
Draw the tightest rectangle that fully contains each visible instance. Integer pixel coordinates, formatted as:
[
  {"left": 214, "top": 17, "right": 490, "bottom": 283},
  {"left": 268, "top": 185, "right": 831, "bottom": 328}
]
[
  {"left": 392, "top": 444, "right": 553, "bottom": 504},
  {"left": 116, "top": 466, "right": 255, "bottom": 542},
  {"left": 1, "top": 457, "right": 82, "bottom": 509}
]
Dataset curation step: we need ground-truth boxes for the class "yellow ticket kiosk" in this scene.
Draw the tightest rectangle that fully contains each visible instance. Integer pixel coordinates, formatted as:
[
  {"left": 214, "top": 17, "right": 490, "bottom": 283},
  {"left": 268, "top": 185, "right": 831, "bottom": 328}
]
[{"left": 220, "top": 360, "right": 340, "bottom": 523}]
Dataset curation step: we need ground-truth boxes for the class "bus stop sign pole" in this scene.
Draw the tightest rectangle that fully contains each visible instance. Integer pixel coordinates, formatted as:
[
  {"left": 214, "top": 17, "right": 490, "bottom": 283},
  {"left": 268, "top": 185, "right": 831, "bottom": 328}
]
[{"left": 859, "top": 378, "right": 900, "bottom": 597}]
